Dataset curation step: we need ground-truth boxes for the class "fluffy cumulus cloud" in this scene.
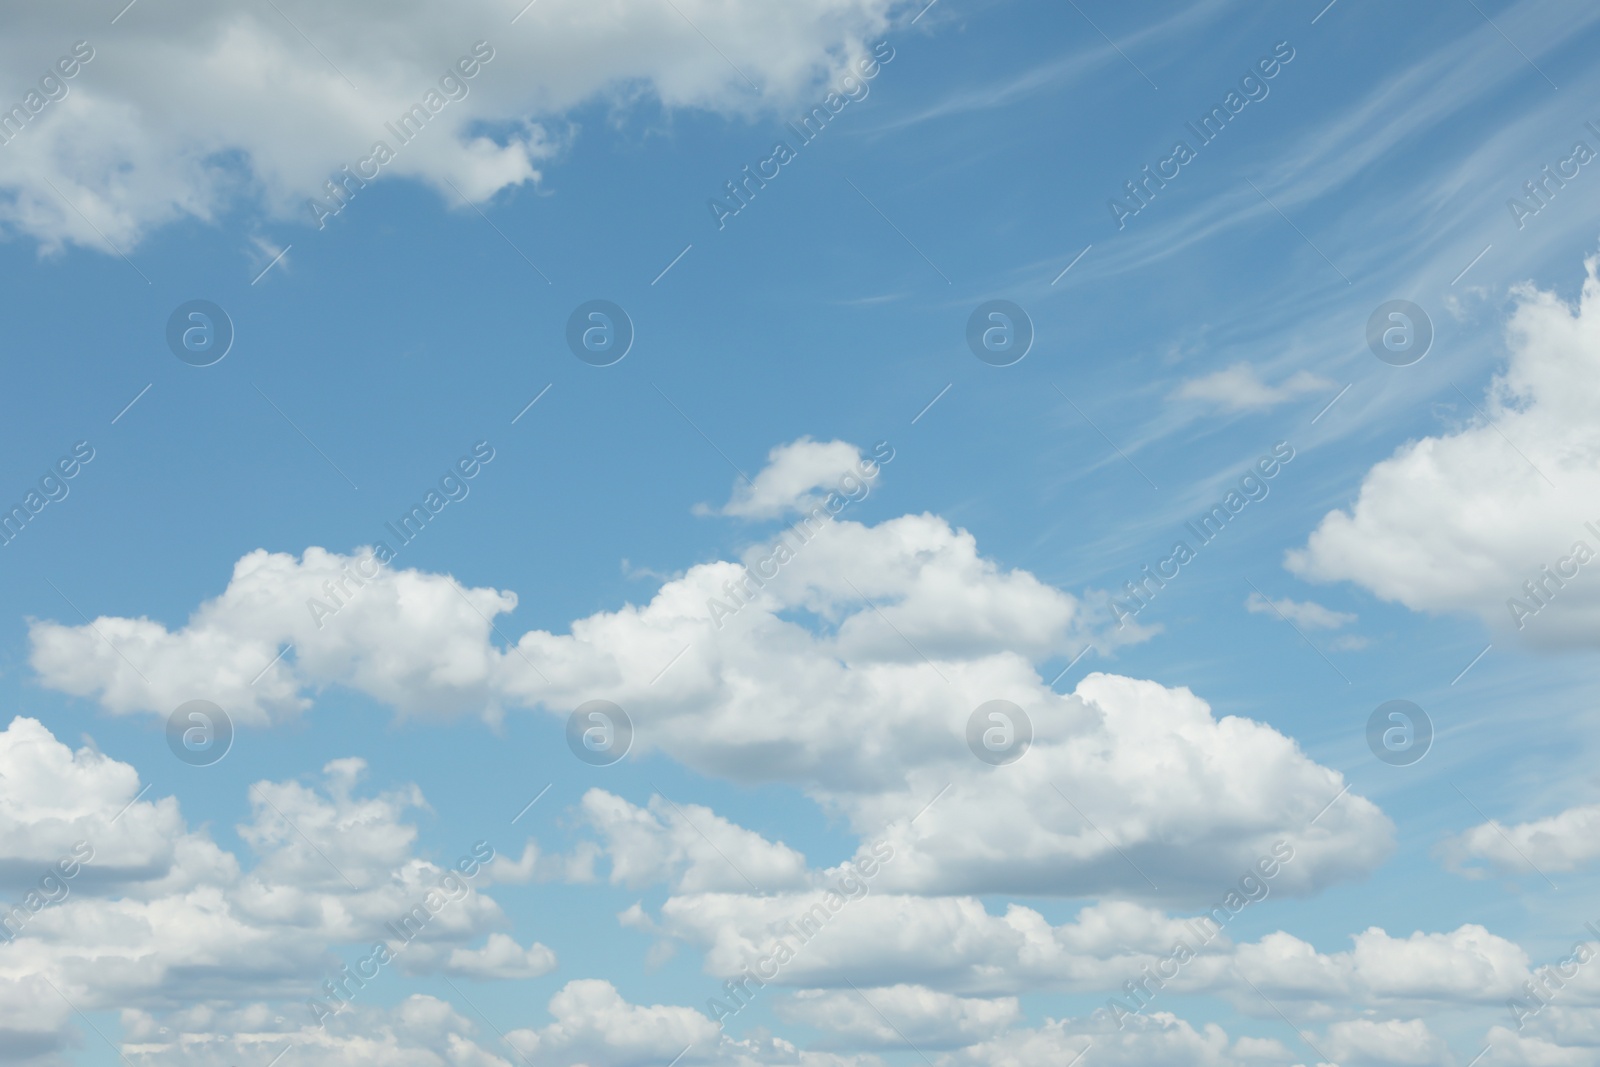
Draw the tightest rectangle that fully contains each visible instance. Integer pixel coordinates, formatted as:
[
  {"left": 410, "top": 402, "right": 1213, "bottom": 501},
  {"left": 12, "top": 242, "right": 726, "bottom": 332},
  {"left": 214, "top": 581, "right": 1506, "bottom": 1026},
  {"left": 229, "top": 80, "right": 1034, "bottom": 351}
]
[
  {"left": 437, "top": 932, "right": 558, "bottom": 980},
  {"left": 28, "top": 544, "right": 516, "bottom": 723},
  {"left": 33, "top": 437, "right": 1550, "bottom": 1061},
  {"left": 1229, "top": 925, "right": 1533, "bottom": 1013},
  {"left": 774, "top": 985, "right": 1020, "bottom": 1049},
  {"left": 704, "top": 437, "right": 888, "bottom": 519},
  {"left": 1288, "top": 258, "right": 1600, "bottom": 648},
  {"left": 0, "top": 611, "right": 1565, "bottom": 1064},
  {"left": 655, "top": 892, "right": 1208, "bottom": 996},
  {"left": 0, "top": 0, "right": 908, "bottom": 251},
  {"left": 119, "top": 987, "right": 882, "bottom": 1067},
  {"left": 643, "top": 872, "right": 1544, "bottom": 1019},
  {"left": 577, "top": 788, "right": 811, "bottom": 894},
  {"left": 0, "top": 718, "right": 909, "bottom": 1066},
  {"left": 1440, "top": 803, "right": 1600, "bottom": 877},
  {"left": 1320, "top": 1018, "right": 1455, "bottom": 1066},
  {"left": 0, "top": 715, "right": 182, "bottom": 889},
  {"left": 576, "top": 794, "right": 1521, "bottom": 1018},
  {"left": 0, "top": 716, "right": 556, "bottom": 1062},
  {"left": 119, "top": 997, "right": 515, "bottom": 1067},
  {"left": 569, "top": 792, "right": 1550, "bottom": 1034},
  {"left": 1482, "top": 1004, "right": 1600, "bottom": 1066},
  {"left": 28, "top": 440, "right": 1390, "bottom": 904},
  {"left": 940, "top": 1011, "right": 1295, "bottom": 1067}
]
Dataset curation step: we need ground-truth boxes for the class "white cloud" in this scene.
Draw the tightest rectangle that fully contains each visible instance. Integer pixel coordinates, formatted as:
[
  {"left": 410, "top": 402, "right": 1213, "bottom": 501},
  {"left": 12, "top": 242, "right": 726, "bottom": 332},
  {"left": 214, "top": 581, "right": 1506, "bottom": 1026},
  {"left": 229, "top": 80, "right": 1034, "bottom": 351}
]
[
  {"left": 0, "top": 717, "right": 545, "bottom": 1059},
  {"left": 0, "top": 718, "right": 891, "bottom": 1066},
  {"left": 118, "top": 987, "right": 882, "bottom": 1067},
  {"left": 1482, "top": 1005, "right": 1600, "bottom": 1066},
  {"left": 506, "top": 978, "right": 718, "bottom": 1065},
  {"left": 25, "top": 438, "right": 1391, "bottom": 904},
  {"left": 0, "top": 715, "right": 1545, "bottom": 1065},
  {"left": 1231, "top": 925, "right": 1531, "bottom": 1011},
  {"left": 481, "top": 839, "right": 599, "bottom": 886},
  {"left": 1172, "top": 363, "right": 1333, "bottom": 412},
  {"left": 1440, "top": 803, "right": 1600, "bottom": 877},
  {"left": 119, "top": 997, "right": 511, "bottom": 1067},
  {"left": 1480, "top": 1028, "right": 1595, "bottom": 1066},
  {"left": 237, "top": 756, "right": 428, "bottom": 891},
  {"left": 649, "top": 881, "right": 1535, "bottom": 1016},
  {"left": 942, "top": 1010, "right": 1292, "bottom": 1067},
  {"left": 704, "top": 438, "right": 887, "bottom": 519},
  {"left": 852, "top": 673, "right": 1387, "bottom": 902},
  {"left": 1244, "top": 592, "right": 1357, "bottom": 630},
  {"left": 1321, "top": 1018, "right": 1455, "bottom": 1066},
  {"left": 0, "top": 0, "right": 907, "bottom": 252},
  {"left": 0, "top": 715, "right": 191, "bottom": 890},
  {"left": 28, "top": 463, "right": 1389, "bottom": 904},
  {"left": 28, "top": 545, "right": 517, "bottom": 723},
  {"left": 1288, "top": 257, "right": 1600, "bottom": 648},
  {"left": 774, "top": 985, "right": 1019, "bottom": 1048},
  {"left": 578, "top": 789, "right": 811, "bottom": 894},
  {"left": 657, "top": 891, "right": 1168, "bottom": 994},
  {"left": 441, "top": 933, "right": 558, "bottom": 980}
]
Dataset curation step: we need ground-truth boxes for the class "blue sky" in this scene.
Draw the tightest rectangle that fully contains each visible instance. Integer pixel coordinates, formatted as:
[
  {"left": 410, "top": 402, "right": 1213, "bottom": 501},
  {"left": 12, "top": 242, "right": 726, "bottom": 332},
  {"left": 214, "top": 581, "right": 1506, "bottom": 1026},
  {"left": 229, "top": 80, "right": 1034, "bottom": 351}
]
[{"left": 4, "top": 1, "right": 1600, "bottom": 1065}]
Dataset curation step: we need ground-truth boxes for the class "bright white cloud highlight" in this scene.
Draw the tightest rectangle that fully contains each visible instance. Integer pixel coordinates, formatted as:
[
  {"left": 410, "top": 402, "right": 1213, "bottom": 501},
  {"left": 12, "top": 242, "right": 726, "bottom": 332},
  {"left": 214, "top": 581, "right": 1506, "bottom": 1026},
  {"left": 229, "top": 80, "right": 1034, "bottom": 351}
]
[
  {"left": 0, "top": 717, "right": 548, "bottom": 1060},
  {"left": 27, "top": 436, "right": 1391, "bottom": 903},
  {"left": 1289, "top": 258, "right": 1600, "bottom": 648},
  {"left": 705, "top": 437, "right": 888, "bottom": 519},
  {"left": 1441, "top": 802, "right": 1600, "bottom": 877},
  {"left": 0, "top": 1, "right": 909, "bottom": 252},
  {"left": 775, "top": 985, "right": 1020, "bottom": 1048}
]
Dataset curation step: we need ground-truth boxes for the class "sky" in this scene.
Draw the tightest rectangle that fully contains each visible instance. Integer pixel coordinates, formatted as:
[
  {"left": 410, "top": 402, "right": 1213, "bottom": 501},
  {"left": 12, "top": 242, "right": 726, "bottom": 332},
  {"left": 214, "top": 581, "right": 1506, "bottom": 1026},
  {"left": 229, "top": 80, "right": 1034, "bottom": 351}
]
[{"left": 2, "top": 0, "right": 1600, "bottom": 1065}]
